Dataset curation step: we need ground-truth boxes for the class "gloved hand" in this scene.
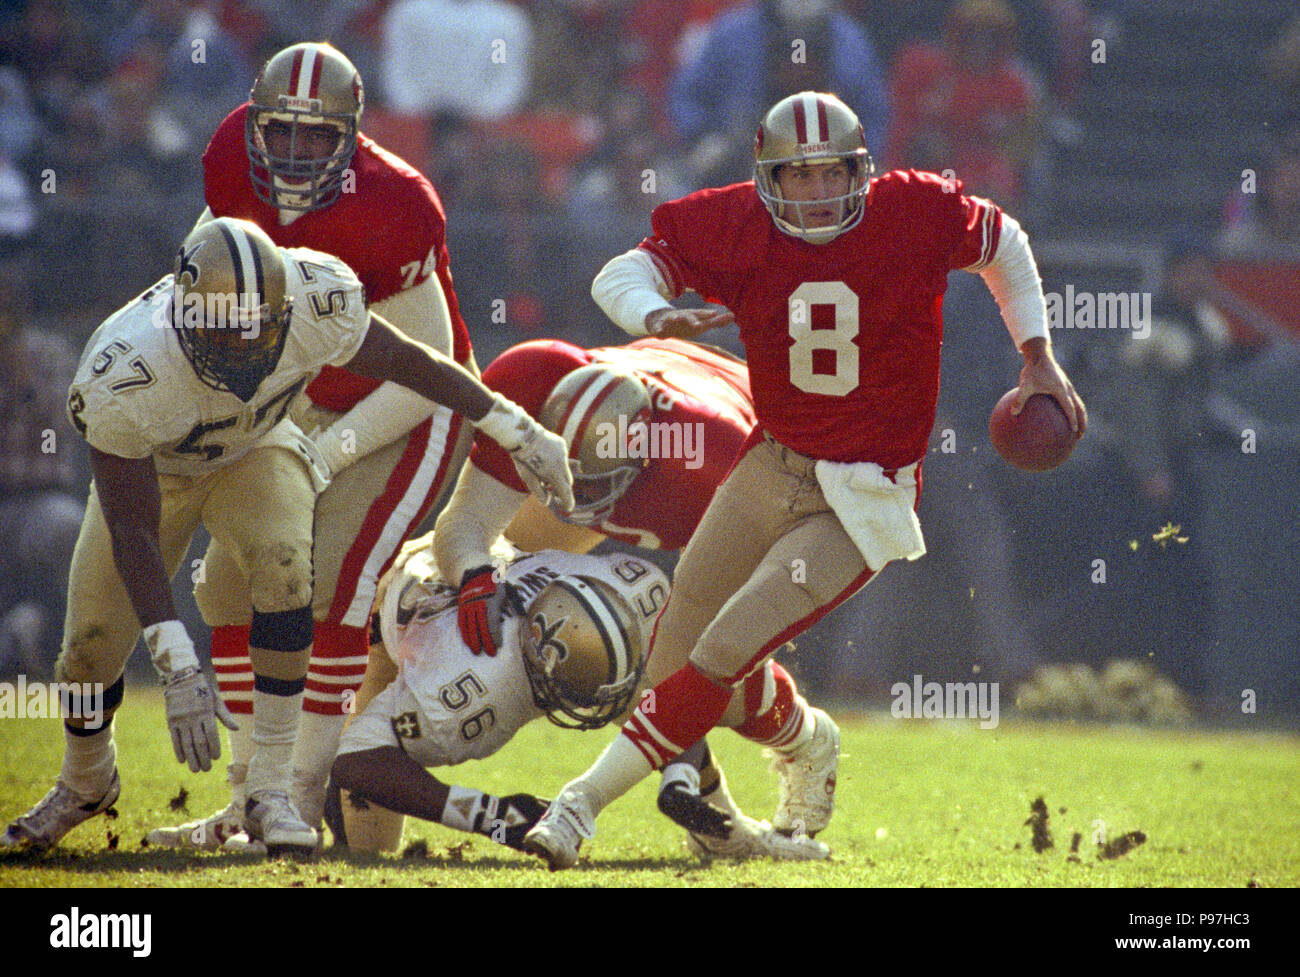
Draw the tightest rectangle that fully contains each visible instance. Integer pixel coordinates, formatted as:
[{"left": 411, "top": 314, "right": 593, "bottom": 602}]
[
  {"left": 287, "top": 425, "right": 332, "bottom": 493},
  {"left": 477, "top": 793, "right": 551, "bottom": 851},
  {"left": 473, "top": 394, "right": 575, "bottom": 513},
  {"left": 456, "top": 564, "right": 521, "bottom": 656},
  {"left": 163, "top": 665, "right": 239, "bottom": 773}
]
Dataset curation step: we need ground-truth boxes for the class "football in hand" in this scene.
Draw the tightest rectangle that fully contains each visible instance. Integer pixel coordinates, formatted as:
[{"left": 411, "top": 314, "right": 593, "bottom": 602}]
[{"left": 988, "top": 389, "right": 1079, "bottom": 471}]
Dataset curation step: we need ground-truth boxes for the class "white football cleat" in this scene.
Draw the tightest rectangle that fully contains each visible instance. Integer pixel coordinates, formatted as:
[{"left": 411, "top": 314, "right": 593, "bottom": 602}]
[
  {"left": 770, "top": 708, "right": 840, "bottom": 836},
  {"left": 146, "top": 801, "right": 243, "bottom": 850},
  {"left": 522, "top": 786, "right": 596, "bottom": 871},
  {"left": 687, "top": 812, "right": 829, "bottom": 861},
  {"left": 242, "top": 790, "right": 318, "bottom": 856},
  {"left": 0, "top": 772, "right": 121, "bottom": 852}
]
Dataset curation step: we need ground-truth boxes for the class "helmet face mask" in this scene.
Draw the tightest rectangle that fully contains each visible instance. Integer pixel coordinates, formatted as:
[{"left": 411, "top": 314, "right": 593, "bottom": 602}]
[
  {"left": 522, "top": 576, "right": 645, "bottom": 730},
  {"left": 171, "top": 218, "right": 292, "bottom": 402},
  {"left": 538, "top": 365, "right": 653, "bottom": 525},
  {"left": 245, "top": 43, "right": 363, "bottom": 212},
  {"left": 754, "top": 91, "right": 874, "bottom": 245}
]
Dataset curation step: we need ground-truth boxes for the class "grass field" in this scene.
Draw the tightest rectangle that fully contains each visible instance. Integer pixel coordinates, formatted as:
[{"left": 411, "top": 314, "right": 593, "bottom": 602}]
[{"left": 1, "top": 687, "right": 1297, "bottom": 888}]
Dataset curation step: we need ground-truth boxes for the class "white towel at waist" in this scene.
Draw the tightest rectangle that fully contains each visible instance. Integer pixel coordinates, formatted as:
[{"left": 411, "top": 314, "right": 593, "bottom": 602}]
[{"left": 813, "top": 459, "right": 926, "bottom": 571}]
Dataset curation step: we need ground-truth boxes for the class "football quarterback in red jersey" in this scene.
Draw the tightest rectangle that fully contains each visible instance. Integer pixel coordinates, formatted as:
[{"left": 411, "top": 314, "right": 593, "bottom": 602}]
[
  {"left": 148, "top": 42, "right": 483, "bottom": 850},
  {"left": 523, "top": 91, "right": 1087, "bottom": 869},
  {"left": 337, "top": 336, "right": 832, "bottom": 861}
]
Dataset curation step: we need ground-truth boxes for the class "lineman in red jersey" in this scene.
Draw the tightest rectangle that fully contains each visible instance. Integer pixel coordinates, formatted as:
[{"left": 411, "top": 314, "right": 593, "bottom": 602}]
[
  {"left": 523, "top": 91, "right": 1087, "bottom": 869},
  {"left": 342, "top": 337, "right": 832, "bottom": 860},
  {"left": 149, "top": 43, "right": 481, "bottom": 849}
]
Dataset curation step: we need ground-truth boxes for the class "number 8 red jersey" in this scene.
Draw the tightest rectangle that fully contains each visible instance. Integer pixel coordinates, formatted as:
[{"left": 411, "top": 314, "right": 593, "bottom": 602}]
[{"left": 638, "top": 169, "right": 1001, "bottom": 469}]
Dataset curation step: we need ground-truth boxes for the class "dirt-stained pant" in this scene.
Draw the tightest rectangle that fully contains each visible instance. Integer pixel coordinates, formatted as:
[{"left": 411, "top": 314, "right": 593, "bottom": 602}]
[{"left": 58, "top": 446, "right": 315, "bottom": 687}]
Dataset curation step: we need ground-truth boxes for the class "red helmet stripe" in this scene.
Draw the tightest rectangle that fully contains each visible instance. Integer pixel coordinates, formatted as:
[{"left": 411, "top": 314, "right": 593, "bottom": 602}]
[
  {"left": 792, "top": 97, "right": 808, "bottom": 144},
  {"left": 816, "top": 97, "right": 830, "bottom": 144},
  {"left": 288, "top": 48, "right": 305, "bottom": 97},
  {"left": 555, "top": 371, "right": 606, "bottom": 458},
  {"left": 570, "top": 379, "right": 620, "bottom": 461}
]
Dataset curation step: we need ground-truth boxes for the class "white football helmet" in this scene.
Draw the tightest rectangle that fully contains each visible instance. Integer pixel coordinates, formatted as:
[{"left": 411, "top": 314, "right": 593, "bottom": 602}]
[
  {"left": 538, "top": 364, "right": 653, "bottom": 525},
  {"left": 246, "top": 42, "right": 363, "bottom": 211},
  {"left": 753, "top": 91, "right": 874, "bottom": 244},
  {"left": 523, "top": 576, "right": 645, "bottom": 730},
  {"left": 172, "top": 217, "right": 292, "bottom": 402}
]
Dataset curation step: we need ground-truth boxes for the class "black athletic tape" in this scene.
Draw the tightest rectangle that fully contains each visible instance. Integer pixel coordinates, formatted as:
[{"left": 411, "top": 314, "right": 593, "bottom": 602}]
[
  {"left": 370, "top": 611, "right": 383, "bottom": 646},
  {"left": 250, "top": 605, "right": 314, "bottom": 652},
  {"left": 60, "top": 675, "right": 124, "bottom": 735},
  {"left": 64, "top": 721, "right": 109, "bottom": 738},
  {"left": 253, "top": 673, "right": 307, "bottom": 696}
]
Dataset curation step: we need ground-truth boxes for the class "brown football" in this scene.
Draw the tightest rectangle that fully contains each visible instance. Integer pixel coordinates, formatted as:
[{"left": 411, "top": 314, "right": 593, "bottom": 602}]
[{"left": 988, "top": 390, "right": 1079, "bottom": 471}]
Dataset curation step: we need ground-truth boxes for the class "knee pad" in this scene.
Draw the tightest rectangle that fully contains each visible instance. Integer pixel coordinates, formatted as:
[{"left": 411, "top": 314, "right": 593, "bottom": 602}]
[{"left": 246, "top": 541, "right": 314, "bottom": 615}]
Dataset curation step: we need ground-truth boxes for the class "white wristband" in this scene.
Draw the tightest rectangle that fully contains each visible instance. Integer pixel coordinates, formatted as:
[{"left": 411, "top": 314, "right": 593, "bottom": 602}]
[
  {"left": 441, "top": 785, "right": 488, "bottom": 833},
  {"left": 142, "top": 620, "right": 200, "bottom": 677},
  {"left": 473, "top": 394, "right": 532, "bottom": 453}
]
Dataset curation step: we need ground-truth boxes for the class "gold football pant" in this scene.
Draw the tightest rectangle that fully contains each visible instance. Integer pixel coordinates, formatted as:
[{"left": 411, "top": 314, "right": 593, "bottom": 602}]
[
  {"left": 643, "top": 430, "right": 876, "bottom": 724},
  {"left": 58, "top": 446, "right": 316, "bottom": 688}
]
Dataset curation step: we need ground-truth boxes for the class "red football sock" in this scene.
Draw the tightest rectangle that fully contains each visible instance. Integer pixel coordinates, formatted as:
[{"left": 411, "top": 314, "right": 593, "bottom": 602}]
[
  {"left": 736, "top": 661, "right": 807, "bottom": 748},
  {"left": 623, "top": 663, "right": 733, "bottom": 769},
  {"left": 305, "top": 621, "right": 368, "bottom": 716},
  {"left": 211, "top": 624, "right": 253, "bottom": 716}
]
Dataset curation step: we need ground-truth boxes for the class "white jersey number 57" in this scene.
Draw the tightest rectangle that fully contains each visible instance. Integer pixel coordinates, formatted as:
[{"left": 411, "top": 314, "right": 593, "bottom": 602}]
[{"left": 787, "top": 281, "right": 859, "bottom": 397}]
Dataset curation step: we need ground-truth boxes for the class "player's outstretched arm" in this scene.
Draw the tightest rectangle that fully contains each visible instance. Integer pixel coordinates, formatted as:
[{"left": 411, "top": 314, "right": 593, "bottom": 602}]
[
  {"left": 342, "top": 314, "right": 574, "bottom": 512},
  {"left": 591, "top": 247, "right": 735, "bottom": 339},
  {"left": 90, "top": 447, "right": 176, "bottom": 631},
  {"left": 331, "top": 747, "right": 547, "bottom": 850},
  {"left": 89, "top": 447, "right": 236, "bottom": 771}
]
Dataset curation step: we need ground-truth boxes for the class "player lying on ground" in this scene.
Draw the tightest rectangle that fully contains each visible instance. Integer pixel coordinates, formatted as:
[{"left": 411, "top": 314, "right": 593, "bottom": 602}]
[
  {"left": 0, "top": 217, "right": 572, "bottom": 855},
  {"left": 323, "top": 535, "right": 827, "bottom": 862},
  {"left": 522, "top": 90, "right": 1086, "bottom": 869},
  {"left": 321, "top": 335, "right": 841, "bottom": 855},
  {"left": 176, "top": 41, "right": 483, "bottom": 845}
]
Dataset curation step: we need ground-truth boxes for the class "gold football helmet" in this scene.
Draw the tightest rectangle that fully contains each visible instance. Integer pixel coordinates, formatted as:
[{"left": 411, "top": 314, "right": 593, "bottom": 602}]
[
  {"left": 523, "top": 576, "right": 645, "bottom": 730},
  {"left": 246, "top": 42, "right": 363, "bottom": 211},
  {"left": 538, "top": 364, "right": 653, "bottom": 525},
  {"left": 172, "top": 217, "right": 292, "bottom": 402},
  {"left": 753, "top": 91, "right": 874, "bottom": 244}
]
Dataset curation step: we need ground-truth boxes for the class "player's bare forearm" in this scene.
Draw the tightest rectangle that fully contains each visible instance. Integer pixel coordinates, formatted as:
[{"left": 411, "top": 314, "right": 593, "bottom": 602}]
[
  {"left": 344, "top": 314, "right": 495, "bottom": 422},
  {"left": 331, "top": 747, "right": 451, "bottom": 822},
  {"left": 89, "top": 447, "right": 177, "bottom": 628}
]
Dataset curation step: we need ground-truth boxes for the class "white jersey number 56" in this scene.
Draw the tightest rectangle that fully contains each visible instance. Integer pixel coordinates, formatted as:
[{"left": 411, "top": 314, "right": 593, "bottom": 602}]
[{"left": 787, "top": 281, "right": 859, "bottom": 396}]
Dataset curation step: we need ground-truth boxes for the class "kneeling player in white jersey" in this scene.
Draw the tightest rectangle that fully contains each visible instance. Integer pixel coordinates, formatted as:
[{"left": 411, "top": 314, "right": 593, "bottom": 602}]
[
  {"left": 0, "top": 217, "right": 572, "bottom": 856},
  {"left": 326, "top": 538, "right": 828, "bottom": 862}
]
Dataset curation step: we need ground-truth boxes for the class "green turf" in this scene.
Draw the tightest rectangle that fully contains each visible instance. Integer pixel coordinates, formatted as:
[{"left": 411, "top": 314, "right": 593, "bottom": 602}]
[{"left": 1, "top": 687, "right": 1297, "bottom": 887}]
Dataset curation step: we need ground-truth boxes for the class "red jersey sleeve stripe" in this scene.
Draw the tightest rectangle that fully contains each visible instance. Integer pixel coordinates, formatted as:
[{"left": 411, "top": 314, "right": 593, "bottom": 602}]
[{"left": 637, "top": 237, "right": 685, "bottom": 296}]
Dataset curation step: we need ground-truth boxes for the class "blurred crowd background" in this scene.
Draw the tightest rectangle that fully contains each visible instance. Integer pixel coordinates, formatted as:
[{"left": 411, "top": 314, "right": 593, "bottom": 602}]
[{"left": 1, "top": 0, "right": 1295, "bottom": 722}]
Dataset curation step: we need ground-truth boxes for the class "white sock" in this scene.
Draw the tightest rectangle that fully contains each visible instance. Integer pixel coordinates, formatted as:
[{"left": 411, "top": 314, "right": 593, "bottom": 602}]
[
  {"left": 570, "top": 734, "right": 655, "bottom": 817},
  {"left": 226, "top": 717, "right": 253, "bottom": 809},
  {"left": 291, "top": 711, "right": 346, "bottom": 826},
  {"left": 61, "top": 721, "right": 116, "bottom": 800},
  {"left": 245, "top": 690, "right": 302, "bottom": 795}
]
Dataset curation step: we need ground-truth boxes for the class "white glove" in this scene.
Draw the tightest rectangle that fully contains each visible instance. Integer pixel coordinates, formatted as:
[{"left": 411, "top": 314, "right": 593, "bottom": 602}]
[
  {"left": 474, "top": 394, "right": 575, "bottom": 512},
  {"left": 163, "top": 665, "right": 238, "bottom": 772},
  {"left": 145, "top": 621, "right": 239, "bottom": 772},
  {"left": 287, "top": 425, "right": 332, "bottom": 493}
]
